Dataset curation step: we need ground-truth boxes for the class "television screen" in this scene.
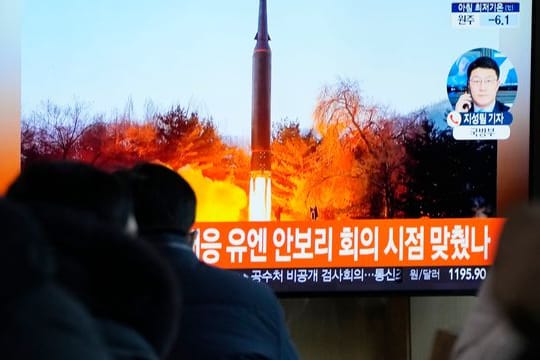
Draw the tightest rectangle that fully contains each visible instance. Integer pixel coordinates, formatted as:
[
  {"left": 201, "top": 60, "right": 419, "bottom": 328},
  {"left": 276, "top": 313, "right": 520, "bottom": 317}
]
[{"left": 21, "top": 0, "right": 532, "bottom": 293}]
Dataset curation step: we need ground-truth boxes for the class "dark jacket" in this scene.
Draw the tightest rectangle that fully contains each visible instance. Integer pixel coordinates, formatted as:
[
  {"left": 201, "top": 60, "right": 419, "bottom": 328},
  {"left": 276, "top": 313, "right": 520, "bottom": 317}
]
[
  {"left": 1, "top": 284, "right": 113, "bottom": 360},
  {"left": 97, "top": 320, "right": 159, "bottom": 360},
  {"left": 29, "top": 207, "right": 179, "bottom": 359},
  {"left": 145, "top": 232, "right": 299, "bottom": 360},
  {"left": 0, "top": 199, "right": 111, "bottom": 360}
]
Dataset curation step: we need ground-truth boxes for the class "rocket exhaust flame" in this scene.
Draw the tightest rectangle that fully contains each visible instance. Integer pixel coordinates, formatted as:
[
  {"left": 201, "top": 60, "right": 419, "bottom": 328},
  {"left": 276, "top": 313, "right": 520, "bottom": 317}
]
[
  {"left": 249, "top": 171, "right": 272, "bottom": 221},
  {"left": 249, "top": 0, "right": 272, "bottom": 221}
]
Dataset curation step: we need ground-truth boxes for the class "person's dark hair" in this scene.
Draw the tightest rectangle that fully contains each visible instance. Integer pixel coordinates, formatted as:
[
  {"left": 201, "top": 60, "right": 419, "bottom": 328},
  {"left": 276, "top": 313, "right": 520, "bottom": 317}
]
[
  {"left": 6, "top": 160, "right": 132, "bottom": 230},
  {"left": 467, "top": 56, "right": 500, "bottom": 80},
  {"left": 126, "top": 163, "right": 196, "bottom": 235}
]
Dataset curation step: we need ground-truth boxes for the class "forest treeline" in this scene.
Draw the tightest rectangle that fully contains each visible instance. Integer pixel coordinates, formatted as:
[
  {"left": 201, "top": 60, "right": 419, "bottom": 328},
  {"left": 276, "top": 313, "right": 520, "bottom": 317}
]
[{"left": 22, "top": 80, "right": 496, "bottom": 220}]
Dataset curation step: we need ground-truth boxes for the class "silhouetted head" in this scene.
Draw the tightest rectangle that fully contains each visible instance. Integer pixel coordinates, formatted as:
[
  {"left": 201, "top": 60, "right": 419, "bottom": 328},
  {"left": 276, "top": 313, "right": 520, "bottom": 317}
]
[
  {"left": 125, "top": 163, "right": 196, "bottom": 240},
  {"left": 6, "top": 160, "right": 133, "bottom": 232}
]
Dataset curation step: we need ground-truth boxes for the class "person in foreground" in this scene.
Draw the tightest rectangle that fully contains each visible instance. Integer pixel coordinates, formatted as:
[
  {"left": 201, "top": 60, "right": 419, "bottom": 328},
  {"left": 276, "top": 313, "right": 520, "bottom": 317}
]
[
  {"left": 452, "top": 203, "right": 540, "bottom": 360},
  {"left": 0, "top": 198, "right": 112, "bottom": 360},
  {"left": 6, "top": 160, "right": 179, "bottom": 360},
  {"left": 491, "top": 204, "right": 540, "bottom": 359},
  {"left": 125, "top": 162, "right": 299, "bottom": 360}
]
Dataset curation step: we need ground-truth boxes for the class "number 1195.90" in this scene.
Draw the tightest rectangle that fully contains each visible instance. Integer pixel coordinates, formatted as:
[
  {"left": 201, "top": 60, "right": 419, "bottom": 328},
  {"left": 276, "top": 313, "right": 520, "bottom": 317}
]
[{"left": 448, "top": 267, "right": 487, "bottom": 281}]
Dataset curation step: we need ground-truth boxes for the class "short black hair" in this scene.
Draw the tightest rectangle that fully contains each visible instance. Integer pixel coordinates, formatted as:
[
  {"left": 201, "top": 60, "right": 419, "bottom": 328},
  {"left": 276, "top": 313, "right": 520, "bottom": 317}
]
[
  {"left": 467, "top": 56, "right": 500, "bottom": 80},
  {"left": 6, "top": 160, "right": 132, "bottom": 230},
  {"left": 127, "top": 163, "right": 196, "bottom": 235}
]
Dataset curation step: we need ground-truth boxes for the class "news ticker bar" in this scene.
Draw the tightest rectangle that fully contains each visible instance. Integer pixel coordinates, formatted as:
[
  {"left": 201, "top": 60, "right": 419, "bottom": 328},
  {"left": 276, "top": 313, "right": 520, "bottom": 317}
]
[
  {"left": 193, "top": 218, "right": 505, "bottom": 269},
  {"left": 234, "top": 266, "right": 489, "bottom": 293}
]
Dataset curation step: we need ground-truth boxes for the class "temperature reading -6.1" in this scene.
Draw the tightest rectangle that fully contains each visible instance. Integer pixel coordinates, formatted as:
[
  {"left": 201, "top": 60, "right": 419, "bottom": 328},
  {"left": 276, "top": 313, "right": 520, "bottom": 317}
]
[
  {"left": 485, "top": 12, "right": 519, "bottom": 27},
  {"left": 452, "top": 2, "right": 520, "bottom": 29},
  {"left": 493, "top": 14, "right": 510, "bottom": 25}
]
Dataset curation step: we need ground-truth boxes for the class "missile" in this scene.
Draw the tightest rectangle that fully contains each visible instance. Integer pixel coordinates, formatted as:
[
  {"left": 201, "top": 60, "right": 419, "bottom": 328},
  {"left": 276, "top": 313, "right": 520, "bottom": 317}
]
[
  {"left": 249, "top": 0, "right": 272, "bottom": 221},
  {"left": 251, "top": 0, "right": 271, "bottom": 172}
]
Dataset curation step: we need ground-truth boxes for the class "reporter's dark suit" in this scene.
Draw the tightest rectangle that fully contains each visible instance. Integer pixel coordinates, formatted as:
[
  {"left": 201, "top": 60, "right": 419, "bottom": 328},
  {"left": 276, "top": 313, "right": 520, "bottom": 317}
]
[{"left": 469, "top": 100, "right": 510, "bottom": 113}]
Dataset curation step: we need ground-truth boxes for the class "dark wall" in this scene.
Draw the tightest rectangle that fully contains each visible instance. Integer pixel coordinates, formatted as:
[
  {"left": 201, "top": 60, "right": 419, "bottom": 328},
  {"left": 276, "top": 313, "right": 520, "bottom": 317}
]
[{"left": 280, "top": 297, "right": 410, "bottom": 360}]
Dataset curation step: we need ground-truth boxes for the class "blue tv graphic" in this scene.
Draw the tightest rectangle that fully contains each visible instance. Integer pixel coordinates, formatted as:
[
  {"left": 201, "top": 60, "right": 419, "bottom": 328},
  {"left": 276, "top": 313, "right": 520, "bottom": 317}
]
[
  {"left": 460, "top": 111, "right": 513, "bottom": 126},
  {"left": 451, "top": 3, "right": 520, "bottom": 13}
]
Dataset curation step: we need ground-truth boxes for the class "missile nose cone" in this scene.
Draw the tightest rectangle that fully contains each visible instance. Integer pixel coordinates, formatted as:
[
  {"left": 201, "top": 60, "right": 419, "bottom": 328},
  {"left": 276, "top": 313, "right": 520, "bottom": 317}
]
[{"left": 254, "top": 0, "right": 270, "bottom": 49}]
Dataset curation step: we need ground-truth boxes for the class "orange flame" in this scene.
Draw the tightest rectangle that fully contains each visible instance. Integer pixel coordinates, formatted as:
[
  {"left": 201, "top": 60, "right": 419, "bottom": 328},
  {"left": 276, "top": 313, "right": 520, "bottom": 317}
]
[{"left": 179, "top": 166, "right": 248, "bottom": 222}]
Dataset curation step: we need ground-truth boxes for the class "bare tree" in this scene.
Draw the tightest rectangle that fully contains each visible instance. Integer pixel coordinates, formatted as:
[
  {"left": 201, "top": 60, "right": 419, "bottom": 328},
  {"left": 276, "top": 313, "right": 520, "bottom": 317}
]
[
  {"left": 32, "top": 101, "right": 92, "bottom": 159},
  {"left": 314, "top": 79, "right": 380, "bottom": 155},
  {"left": 312, "top": 79, "right": 413, "bottom": 218},
  {"left": 21, "top": 101, "right": 92, "bottom": 167}
]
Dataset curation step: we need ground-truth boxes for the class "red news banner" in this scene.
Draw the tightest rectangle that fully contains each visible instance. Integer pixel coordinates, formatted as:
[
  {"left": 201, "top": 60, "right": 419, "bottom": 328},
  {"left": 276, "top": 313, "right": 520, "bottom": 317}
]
[{"left": 193, "top": 218, "right": 506, "bottom": 269}]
